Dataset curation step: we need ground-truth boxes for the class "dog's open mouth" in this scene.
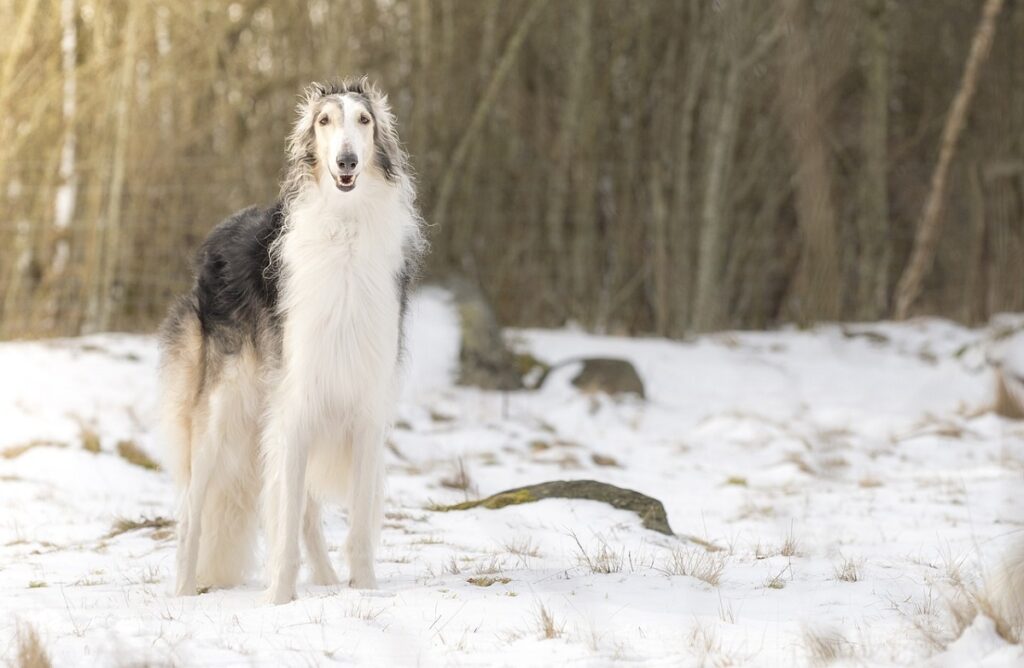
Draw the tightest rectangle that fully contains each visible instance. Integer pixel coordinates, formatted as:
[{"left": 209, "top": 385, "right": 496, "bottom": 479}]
[{"left": 336, "top": 174, "right": 357, "bottom": 192}]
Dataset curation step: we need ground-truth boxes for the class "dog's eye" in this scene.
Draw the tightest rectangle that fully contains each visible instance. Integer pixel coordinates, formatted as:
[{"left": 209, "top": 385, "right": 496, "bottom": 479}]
[
  {"left": 359, "top": 114, "right": 370, "bottom": 125},
  {"left": 318, "top": 115, "right": 329, "bottom": 126}
]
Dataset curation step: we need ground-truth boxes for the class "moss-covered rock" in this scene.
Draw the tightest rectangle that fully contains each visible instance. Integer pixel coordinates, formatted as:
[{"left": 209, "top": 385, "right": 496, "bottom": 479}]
[
  {"left": 432, "top": 480, "right": 673, "bottom": 535},
  {"left": 570, "top": 358, "right": 645, "bottom": 398},
  {"left": 535, "top": 357, "right": 646, "bottom": 398}
]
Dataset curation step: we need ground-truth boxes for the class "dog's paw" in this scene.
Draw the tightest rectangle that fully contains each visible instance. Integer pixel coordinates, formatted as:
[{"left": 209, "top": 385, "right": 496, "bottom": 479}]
[
  {"left": 174, "top": 579, "right": 196, "bottom": 597},
  {"left": 348, "top": 571, "right": 377, "bottom": 590},
  {"left": 263, "top": 585, "right": 296, "bottom": 605},
  {"left": 311, "top": 568, "right": 341, "bottom": 587}
]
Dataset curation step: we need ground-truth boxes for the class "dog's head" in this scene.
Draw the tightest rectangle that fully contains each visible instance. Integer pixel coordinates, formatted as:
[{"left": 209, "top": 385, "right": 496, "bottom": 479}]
[{"left": 287, "top": 77, "right": 402, "bottom": 194}]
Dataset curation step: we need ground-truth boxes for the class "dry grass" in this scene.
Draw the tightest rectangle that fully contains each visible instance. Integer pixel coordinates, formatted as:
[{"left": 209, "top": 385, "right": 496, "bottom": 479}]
[
  {"left": 904, "top": 580, "right": 1021, "bottom": 652},
  {"left": 688, "top": 622, "right": 721, "bottom": 663},
  {"left": 780, "top": 526, "right": 800, "bottom": 558},
  {"left": 440, "top": 457, "right": 476, "bottom": 498},
  {"left": 441, "top": 556, "right": 463, "bottom": 575},
  {"left": 569, "top": 532, "right": 623, "bottom": 574},
  {"left": 833, "top": 555, "right": 860, "bottom": 583},
  {"left": 535, "top": 604, "right": 564, "bottom": 639},
  {"left": 346, "top": 599, "right": 384, "bottom": 622},
  {"left": 661, "top": 546, "right": 725, "bottom": 587},
  {"left": 718, "top": 594, "right": 736, "bottom": 624},
  {"left": 503, "top": 535, "right": 541, "bottom": 566},
  {"left": 108, "top": 515, "right": 174, "bottom": 538},
  {"left": 764, "top": 563, "right": 791, "bottom": 590},
  {"left": 687, "top": 622, "right": 748, "bottom": 665},
  {"left": 115, "top": 439, "right": 161, "bottom": 471},
  {"left": 474, "top": 555, "right": 507, "bottom": 575},
  {"left": 2, "top": 440, "right": 65, "bottom": 460},
  {"left": 15, "top": 623, "right": 52, "bottom": 668},
  {"left": 467, "top": 576, "right": 511, "bottom": 587},
  {"left": 590, "top": 453, "right": 620, "bottom": 467},
  {"left": 802, "top": 625, "right": 854, "bottom": 665},
  {"left": 80, "top": 427, "right": 101, "bottom": 454}
]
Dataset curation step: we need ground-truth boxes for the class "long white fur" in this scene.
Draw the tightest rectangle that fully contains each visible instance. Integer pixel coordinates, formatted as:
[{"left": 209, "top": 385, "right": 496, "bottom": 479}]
[
  {"left": 167, "top": 86, "right": 420, "bottom": 604},
  {"left": 263, "top": 169, "right": 410, "bottom": 603}
]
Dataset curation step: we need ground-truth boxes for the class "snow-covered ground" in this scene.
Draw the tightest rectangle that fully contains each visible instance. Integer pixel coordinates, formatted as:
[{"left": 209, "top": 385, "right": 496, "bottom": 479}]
[{"left": 1, "top": 288, "right": 1022, "bottom": 666}]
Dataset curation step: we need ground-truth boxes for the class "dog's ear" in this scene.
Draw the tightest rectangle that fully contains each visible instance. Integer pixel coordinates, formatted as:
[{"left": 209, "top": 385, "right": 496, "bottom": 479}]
[
  {"left": 286, "top": 83, "right": 325, "bottom": 170},
  {"left": 362, "top": 80, "right": 402, "bottom": 183}
]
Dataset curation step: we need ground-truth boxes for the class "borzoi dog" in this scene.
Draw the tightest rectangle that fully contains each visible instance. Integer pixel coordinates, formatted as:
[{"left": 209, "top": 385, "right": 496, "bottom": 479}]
[{"left": 159, "top": 78, "right": 424, "bottom": 604}]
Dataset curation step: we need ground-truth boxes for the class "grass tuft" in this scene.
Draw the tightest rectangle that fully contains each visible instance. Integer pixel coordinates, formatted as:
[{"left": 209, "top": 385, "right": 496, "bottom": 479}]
[
  {"left": 81, "top": 428, "right": 101, "bottom": 454},
  {"left": 15, "top": 623, "right": 52, "bottom": 668},
  {"left": 802, "top": 625, "right": 853, "bottom": 665},
  {"left": 116, "top": 440, "right": 161, "bottom": 471},
  {"left": 569, "top": 532, "right": 623, "bottom": 574},
  {"left": 661, "top": 546, "right": 725, "bottom": 586},
  {"left": 833, "top": 555, "right": 860, "bottom": 582},
  {"left": 2, "top": 440, "right": 65, "bottom": 460},
  {"left": 536, "top": 604, "right": 564, "bottom": 639},
  {"left": 108, "top": 515, "right": 174, "bottom": 538},
  {"left": 467, "top": 576, "right": 511, "bottom": 587},
  {"left": 780, "top": 525, "right": 800, "bottom": 557}
]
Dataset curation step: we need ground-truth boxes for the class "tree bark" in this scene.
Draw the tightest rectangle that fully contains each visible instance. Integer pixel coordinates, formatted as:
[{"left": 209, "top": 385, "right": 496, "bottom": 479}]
[
  {"left": 779, "top": 0, "right": 842, "bottom": 325},
  {"left": 893, "top": 0, "right": 1004, "bottom": 319},
  {"left": 544, "top": 0, "right": 591, "bottom": 317},
  {"left": 692, "top": 25, "right": 744, "bottom": 333},
  {"left": 856, "top": 0, "right": 891, "bottom": 319}
]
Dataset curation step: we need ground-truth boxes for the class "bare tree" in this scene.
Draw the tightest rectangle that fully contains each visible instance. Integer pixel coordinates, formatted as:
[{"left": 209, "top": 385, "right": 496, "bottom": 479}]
[
  {"left": 856, "top": 0, "right": 890, "bottom": 320},
  {"left": 893, "top": 0, "right": 1005, "bottom": 319},
  {"left": 779, "top": 0, "right": 842, "bottom": 324}
]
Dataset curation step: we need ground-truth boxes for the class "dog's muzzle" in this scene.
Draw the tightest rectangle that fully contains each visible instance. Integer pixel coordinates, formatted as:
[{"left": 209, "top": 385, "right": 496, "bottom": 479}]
[{"left": 335, "top": 153, "right": 359, "bottom": 192}]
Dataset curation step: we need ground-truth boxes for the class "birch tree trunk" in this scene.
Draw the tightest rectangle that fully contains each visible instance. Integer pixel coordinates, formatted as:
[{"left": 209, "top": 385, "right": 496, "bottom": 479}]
[{"left": 43, "top": 0, "right": 79, "bottom": 329}]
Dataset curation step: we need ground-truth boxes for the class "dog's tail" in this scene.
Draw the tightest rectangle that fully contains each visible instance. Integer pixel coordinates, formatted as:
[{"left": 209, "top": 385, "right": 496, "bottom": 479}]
[{"left": 158, "top": 295, "right": 203, "bottom": 487}]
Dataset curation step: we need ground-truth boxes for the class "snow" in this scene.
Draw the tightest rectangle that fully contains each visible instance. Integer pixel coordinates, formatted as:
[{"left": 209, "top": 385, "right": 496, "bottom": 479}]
[{"left": 1, "top": 291, "right": 1023, "bottom": 666}]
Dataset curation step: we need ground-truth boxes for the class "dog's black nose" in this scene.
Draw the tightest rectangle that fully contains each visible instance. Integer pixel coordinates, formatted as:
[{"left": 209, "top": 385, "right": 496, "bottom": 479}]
[{"left": 336, "top": 153, "right": 358, "bottom": 172}]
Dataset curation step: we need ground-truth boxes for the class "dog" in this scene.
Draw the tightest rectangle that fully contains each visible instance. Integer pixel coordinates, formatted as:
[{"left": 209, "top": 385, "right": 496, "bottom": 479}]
[{"left": 159, "top": 77, "right": 424, "bottom": 604}]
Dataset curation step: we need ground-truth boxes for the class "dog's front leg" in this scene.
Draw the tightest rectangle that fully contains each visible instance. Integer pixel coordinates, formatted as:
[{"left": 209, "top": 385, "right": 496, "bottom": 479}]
[
  {"left": 263, "top": 411, "right": 311, "bottom": 605},
  {"left": 346, "top": 419, "right": 384, "bottom": 589}
]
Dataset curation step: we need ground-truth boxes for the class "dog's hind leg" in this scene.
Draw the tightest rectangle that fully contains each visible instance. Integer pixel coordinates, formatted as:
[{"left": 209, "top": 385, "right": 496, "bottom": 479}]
[
  {"left": 303, "top": 494, "right": 340, "bottom": 586},
  {"left": 195, "top": 353, "right": 262, "bottom": 590},
  {"left": 345, "top": 419, "right": 384, "bottom": 589},
  {"left": 175, "top": 405, "right": 217, "bottom": 596},
  {"left": 177, "top": 365, "right": 259, "bottom": 596},
  {"left": 196, "top": 469, "right": 259, "bottom": 589}
]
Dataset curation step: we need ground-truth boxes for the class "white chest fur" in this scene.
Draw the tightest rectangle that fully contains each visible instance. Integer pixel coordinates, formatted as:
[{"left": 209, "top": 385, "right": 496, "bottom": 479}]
[{"left": 277, "top": 182, "right": 409, "bottom": 417}]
